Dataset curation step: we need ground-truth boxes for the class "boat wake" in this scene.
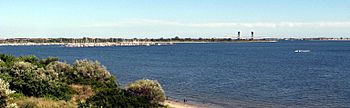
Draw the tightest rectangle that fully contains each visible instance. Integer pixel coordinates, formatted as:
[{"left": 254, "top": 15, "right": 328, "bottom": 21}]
[{"left": 294, "top": 50, "right": 311, "bottom": 53}]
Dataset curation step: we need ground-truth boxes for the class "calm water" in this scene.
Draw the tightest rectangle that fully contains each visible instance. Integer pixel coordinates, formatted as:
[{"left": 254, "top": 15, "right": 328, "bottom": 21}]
[{"left": 1, "top": 41, "right": 350, "bottom": 107}]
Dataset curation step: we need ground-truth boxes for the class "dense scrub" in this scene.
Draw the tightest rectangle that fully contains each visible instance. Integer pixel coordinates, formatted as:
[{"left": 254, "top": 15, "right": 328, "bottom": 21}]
[
  {"left": 0, "top": 78, "right": 16, "bottom": 108},
  {"left": 127, "top": 79, "right": 166, "bottom": 103},
  {"left": 0, "top": 54, "right": 166, "bottom": 108}
]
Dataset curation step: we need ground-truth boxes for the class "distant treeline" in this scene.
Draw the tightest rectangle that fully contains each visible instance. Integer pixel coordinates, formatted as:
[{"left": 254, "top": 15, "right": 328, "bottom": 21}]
[
  {"left": 1, "top": 37, "right": 348, "bottom": 43},
  {"left": 0, "top": 37, "right": 271, "bottom": 43}
]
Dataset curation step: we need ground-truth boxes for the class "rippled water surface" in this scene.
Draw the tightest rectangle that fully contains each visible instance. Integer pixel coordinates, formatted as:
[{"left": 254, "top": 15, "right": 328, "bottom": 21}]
[{"left": 1, "top": 41, "right": 350, "bottom": 107}]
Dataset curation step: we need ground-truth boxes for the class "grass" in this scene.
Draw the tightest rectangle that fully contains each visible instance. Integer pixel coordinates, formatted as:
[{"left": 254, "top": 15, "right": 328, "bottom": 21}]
[{"left": 15, "top": 97, "right": 77, "bottom": 108}]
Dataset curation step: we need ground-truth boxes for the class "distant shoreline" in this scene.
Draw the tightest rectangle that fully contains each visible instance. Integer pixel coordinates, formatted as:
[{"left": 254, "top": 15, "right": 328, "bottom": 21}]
[
  {"left": 3, "top": 39, "right": 350, "bottom": 48},
  {"left": 0, "top": 40, "right": 278, "bottom": 47}
]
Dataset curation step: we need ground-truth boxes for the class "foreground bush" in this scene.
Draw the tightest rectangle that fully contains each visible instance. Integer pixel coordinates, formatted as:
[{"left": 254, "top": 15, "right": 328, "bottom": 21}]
[
  {"left": 39, "top": 57, "right": 59, "bottom": 66},
  {"left": 73, "top": 60, "right": 111, "bottom": 82},
  {"left": 0, "top": 54, "right": 166, "bottom": 107},
  {"left": 9, "top": 61, "right": 74, "bottom": 100},
  {"left": 0, "top": 78, "right": 17, "bottom": 108},
  {"left": 45, "top": 61, "right": 73, "bottom": 82},
  {"left": 83, "top": 88, "right": 164, "bottom": 108},
  {"left": 126, "top": 79, "right": 166, "bottom": 103}
]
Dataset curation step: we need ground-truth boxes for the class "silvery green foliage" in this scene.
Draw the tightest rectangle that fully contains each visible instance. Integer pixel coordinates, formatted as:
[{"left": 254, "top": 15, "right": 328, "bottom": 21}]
[
  {"left": 0, "top": 78, "right": 15, "bottom": 97},
  {"left": 11, "top": 61, "right": 69, "bottom": 81},
  {"left": 9, "top": 61, "right": 73, "bottom": 100},
  {"left": 11, "top": 61, "right": 49, "bottom": 81},
  {"left": 6, "top": 103, "right": 18, "bottom": 108},
  {"left": 40, "top": 56, "right": 59, "bottom": 65},
  {"left": 0, "top": 78, "right": 18, "bottom": 108},
  {"left": 34, "top": 67, "right": 54, "bottom": 81},
  {"left": 73, "top": 59, "right": 111, "bottom": 81},
  {"left": 0, "top": 59, "right": 5, "bottom": 71},
  {"left": 11, "top": 61, "right": 36, "bottom": 76},
  {"left": 127, "top": 79, "right": 166, "bottom": 102},
  {"left": 45, "top": 61, "right": 72, "bottom": 81}
]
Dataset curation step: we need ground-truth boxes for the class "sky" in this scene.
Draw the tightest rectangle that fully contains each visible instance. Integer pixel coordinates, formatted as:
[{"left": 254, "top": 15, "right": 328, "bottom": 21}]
[{"left": 1, "top": 0, "right": 350, "bottom": 38}]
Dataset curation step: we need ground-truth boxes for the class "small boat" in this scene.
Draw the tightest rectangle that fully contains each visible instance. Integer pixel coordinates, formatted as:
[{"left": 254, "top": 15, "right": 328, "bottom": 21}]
[{"left": 294, "top": 50, "right": 311, "bottom": 53}]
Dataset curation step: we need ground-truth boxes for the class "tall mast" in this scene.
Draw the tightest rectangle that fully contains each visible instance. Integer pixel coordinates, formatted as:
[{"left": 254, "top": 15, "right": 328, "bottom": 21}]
[{"left": 237, "top": 31, "right": 241, "bottom": 40}]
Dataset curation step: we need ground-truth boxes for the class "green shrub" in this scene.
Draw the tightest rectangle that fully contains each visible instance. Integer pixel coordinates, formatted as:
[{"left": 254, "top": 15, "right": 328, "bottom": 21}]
[
  {"left": 39, "top": 57, "right": 59, "bottom": 66},
  {"left": 0, "top": 59, "right": 13, "bottom": 82},
  {"left": 10, "top": 92, "right": 25, "bottom": 99},
  {"left": 0, "top": 78, "right": 17, "bottom": 107},
  {"left": 0, "top": 60, "right": 3, "bottom": 64},
  {"left": 8, "top": 61, "right": 73, "bottom": 101},
  {"left": 10, "top": 73, "right": 73, "bottom": 101},
  {"left": 0, "top": 54, "right": 16, "bottom": 64},
  {"left": 18, "top": 55, "right": 39, "bottom": 64},
  {"left": 10, "top": 61, "right": 36, "bottom": 77},
  {"left": 126, "top": 79, "right": 166, "bottom": 103},
  {"left": 73, "top": 60, "right": 111, "bottom": 82},
  {"left": 0, "top": 54, "right": 167, "bottom": 108},
  {"left": 0, "top": 73, "right": 13, "bottom": 84},
  {"left": 84, "top": 88, "right": 163, "bottom": 108},
  {"left": 45, "top": 61, "right": 73, "bottom": 82}
]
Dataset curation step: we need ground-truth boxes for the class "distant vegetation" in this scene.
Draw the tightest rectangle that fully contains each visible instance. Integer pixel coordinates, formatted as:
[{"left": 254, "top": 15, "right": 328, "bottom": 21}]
[
  {"left": 2, "top": 37, "right": 349, "bottom": 44},
  {"left": 0, "top": 37, "right": 267, "bottom": 44},
  {"left": 0, "top": 54, "right": 166, "bottom": 108}
]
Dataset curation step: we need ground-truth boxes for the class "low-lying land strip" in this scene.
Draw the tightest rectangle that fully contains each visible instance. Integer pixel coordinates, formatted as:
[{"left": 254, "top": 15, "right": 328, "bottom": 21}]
[{"left": 0, "top": 37, "right": 277, "bottom": 47}]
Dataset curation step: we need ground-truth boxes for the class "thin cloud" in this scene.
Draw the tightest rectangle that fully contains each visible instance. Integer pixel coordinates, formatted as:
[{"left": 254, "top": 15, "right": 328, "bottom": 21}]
[
  {"left": 240, "top": 22, "right": 350, "bottom": 28},
  {"left": 88, "top": 19, "right": 237, "bottom": 28},
  {"left": 88, "top": 19, "right": 350, "bottom": 28}
]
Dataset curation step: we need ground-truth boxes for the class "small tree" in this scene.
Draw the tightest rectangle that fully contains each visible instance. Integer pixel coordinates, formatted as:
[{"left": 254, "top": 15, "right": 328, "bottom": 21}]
[{"left": 126, "top": 79, "right": 166, "bottom": 103}]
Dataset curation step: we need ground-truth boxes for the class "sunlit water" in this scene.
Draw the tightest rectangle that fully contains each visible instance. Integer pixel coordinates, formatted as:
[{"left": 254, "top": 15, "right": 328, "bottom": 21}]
[{"left": 1, "top": 41, "right": 350, "bottom": 107}]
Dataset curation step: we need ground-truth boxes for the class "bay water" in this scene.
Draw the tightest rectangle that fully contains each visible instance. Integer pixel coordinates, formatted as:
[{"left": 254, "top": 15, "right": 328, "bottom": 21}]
[{"left": 1, "top": 41, "right": 349, "bottom": 107}]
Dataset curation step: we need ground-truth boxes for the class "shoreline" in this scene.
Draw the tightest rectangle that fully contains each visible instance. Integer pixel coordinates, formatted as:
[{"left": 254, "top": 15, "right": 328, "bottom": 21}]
[
  {"left": 0, "top": 40, "right": 277, "bottom": 47},
  {"left": 164, "top": 100, "right": 209, "bottom": 108}
]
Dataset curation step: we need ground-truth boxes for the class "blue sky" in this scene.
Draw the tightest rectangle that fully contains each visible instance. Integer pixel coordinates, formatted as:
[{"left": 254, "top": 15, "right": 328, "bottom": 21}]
[{"left": 1, "top": 0, "right": 350, "bottom": 38}]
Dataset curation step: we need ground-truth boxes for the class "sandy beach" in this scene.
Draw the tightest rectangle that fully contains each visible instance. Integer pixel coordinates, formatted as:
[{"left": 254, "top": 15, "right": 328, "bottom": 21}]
[{"left": 164, "top": 100, "right": 208, "bottom": 108}]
